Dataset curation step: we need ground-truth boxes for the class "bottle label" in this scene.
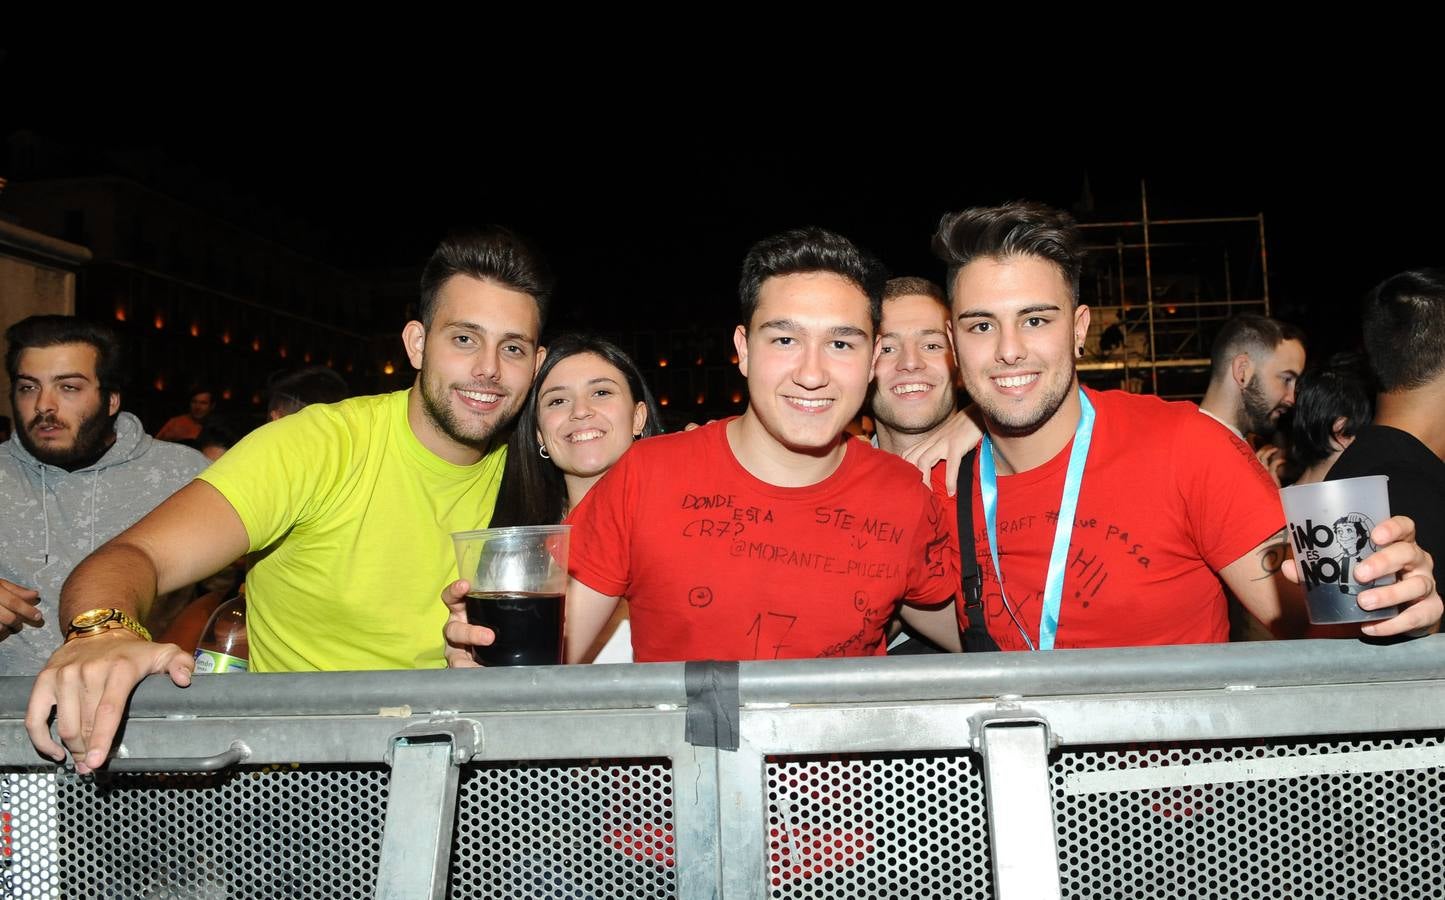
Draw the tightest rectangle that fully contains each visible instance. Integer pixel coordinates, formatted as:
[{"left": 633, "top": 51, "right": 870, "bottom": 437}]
[{"left": 193, "top": 649, "right": 249, "bottom": 673}]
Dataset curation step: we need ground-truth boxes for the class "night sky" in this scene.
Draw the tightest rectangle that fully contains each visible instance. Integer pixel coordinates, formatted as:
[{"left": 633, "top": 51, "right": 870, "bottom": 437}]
[{"left": 5, "top": 41, "right": 1440, "bottom": 363}]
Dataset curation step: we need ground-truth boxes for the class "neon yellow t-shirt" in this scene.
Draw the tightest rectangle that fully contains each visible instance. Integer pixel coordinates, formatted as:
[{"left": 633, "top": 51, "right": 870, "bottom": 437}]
[{"left": 197, "top": 390, "right": 505, "bottom": 672}]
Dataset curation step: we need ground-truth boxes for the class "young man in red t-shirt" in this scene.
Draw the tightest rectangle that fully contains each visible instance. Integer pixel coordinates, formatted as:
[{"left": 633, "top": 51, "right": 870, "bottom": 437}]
[
  {"left": 930, "top": 201, "right": 1441, "bottom": 650},
  {"left": 444, "top": 228, "right": 956, "bottom": 664}
]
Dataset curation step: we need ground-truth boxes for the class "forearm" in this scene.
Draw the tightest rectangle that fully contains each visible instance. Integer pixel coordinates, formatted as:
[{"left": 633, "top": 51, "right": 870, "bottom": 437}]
[
  {"left": 899, "top": 599, "right": 963, "bottom": 653},
  {"left": 1222, "top": 528, "right": 1310, "bottom": 639},
  {"left": 56, "top": 480, "right": 252, "bottom": 627},
  {"left": 58, "top": 541, "right": 163, "bottom": 623},
  {"left": 564, "top": 578, "right": 622, "bottom": 663}
]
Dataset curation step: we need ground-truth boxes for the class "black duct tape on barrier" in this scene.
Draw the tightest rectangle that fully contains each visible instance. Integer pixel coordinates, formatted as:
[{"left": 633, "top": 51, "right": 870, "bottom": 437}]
[{"left": 684, "top": 661, "right": 740, "bottom": 751}]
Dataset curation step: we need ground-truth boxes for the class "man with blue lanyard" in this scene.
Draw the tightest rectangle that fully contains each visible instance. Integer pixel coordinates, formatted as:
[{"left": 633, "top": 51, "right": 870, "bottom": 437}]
[{"left": 932, "top": 201, "right": 1441, "bottom": 650}]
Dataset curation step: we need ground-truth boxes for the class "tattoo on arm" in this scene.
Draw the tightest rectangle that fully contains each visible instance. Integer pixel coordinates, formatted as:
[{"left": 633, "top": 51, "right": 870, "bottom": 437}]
[{"left": 1253, "top": 528, "right": 1289, "bottom": 582}]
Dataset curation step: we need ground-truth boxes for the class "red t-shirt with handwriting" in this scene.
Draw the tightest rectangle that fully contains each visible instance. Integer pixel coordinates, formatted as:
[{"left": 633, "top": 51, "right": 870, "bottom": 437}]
[
  {"left": 569, "top": 419, "right": 956, "bottom": 662},
  {"left": 936, "top": 388, "right": 1283, "bottom": 650}
]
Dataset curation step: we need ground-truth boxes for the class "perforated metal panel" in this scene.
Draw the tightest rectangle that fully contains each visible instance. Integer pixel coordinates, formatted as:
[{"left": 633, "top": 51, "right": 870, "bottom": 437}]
[
  {"left": 763, "top": 753, "right": 993, "bottom": 900},
  {"left": 449, "top": 759, "right": 677, "bottom": 900},
  {"left": 22, "top": 765, "right": 388, "bottom": 899},
  {"left": 3, "top": 773, "right": 58, "bottom": 899},
  {"left": 1053, "top": 734, "right": 1445, "bottom": 899}
]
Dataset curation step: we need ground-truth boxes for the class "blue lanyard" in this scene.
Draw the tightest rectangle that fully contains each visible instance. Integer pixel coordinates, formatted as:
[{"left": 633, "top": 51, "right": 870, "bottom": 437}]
[{"left": 978, "top": 389, "right": 1096, "bottom": 651}]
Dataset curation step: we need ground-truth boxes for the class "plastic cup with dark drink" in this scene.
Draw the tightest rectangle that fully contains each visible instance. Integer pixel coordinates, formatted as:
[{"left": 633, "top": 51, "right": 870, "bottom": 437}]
[
  {"left": 1280, "top": 475, "right": 1399, "bottom": 625},
  {"left": 452, "top": 525, "right": 570, "bottom": 666}
]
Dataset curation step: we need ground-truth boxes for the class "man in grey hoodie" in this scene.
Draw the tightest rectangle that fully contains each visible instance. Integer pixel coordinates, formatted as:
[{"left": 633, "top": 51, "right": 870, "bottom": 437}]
[{"left": 0, "top": 316, "right": 209, "bottom": 675}]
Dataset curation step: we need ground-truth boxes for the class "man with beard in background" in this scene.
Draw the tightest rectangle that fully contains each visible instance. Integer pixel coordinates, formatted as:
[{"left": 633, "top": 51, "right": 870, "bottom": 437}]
[
  {"left": 0, "top": 316, "right": 208, "bottom": 675},
  {"left": 1199, "top": 314, "right": 1307, "bottom": 484}
]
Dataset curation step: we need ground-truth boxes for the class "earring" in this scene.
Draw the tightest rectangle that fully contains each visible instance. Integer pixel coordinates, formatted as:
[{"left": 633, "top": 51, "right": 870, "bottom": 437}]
[
  {"left": 1075, "top": 344, "right": 1084, "bottom": 359},
  {"left": 538, "top": 444, "right": 550, "bottom": 460}
]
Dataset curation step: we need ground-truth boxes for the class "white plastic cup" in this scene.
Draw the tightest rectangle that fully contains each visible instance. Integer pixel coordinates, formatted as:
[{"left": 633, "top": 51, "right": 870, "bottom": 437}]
[{"left": 1279, "top": 475, "right": 1398, "bottom": 625}]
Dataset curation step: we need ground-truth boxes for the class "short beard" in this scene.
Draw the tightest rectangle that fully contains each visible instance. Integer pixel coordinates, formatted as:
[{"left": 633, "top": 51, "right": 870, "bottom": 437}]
[
  {"left": 1239, "top": 376, "right": 1278, "bottom": 438},
  {"left": 419, "top": 378, "right": 504, "bottom": 453},
  {"left": 980, "top": 377, "right": 1073, "bottom": 440},
  {"left": 870, "top": 384, "right": 958, "bottom": 438},
  {"left": 18, "top": 406, "right": 118, "bottom": 471}
]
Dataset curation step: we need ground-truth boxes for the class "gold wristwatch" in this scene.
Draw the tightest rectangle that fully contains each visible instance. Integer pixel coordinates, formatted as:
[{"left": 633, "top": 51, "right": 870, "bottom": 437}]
[{"left": 65, "top": 608, "right": 152, "bottom": 643}]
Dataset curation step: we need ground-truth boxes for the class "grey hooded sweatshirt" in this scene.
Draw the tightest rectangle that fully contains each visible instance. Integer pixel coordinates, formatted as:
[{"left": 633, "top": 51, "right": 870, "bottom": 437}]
[{"left": 0, "top": 412, "right": 209, "bottom": 675}]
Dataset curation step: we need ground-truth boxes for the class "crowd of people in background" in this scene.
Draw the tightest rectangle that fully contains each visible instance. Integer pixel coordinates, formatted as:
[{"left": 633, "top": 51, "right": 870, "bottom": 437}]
[{"left": 1, "top": 200, "right": 1440, "bottom": 775}]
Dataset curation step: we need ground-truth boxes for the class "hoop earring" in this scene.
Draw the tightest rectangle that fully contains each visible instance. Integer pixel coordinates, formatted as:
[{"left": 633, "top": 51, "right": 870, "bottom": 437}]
[{"left": 539, "top": 444, "right": 550, "bottom": 460}]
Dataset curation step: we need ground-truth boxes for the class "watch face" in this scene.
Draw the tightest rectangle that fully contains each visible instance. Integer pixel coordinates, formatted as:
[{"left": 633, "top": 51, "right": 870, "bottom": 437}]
[{"left": 71, "top": 608, "right": 118, "bottom": 630}]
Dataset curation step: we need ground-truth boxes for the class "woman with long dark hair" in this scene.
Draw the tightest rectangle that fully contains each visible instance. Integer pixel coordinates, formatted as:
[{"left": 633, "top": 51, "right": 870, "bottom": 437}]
[{"left": 487, "top": 334, "right": 665, "bottom": 662}]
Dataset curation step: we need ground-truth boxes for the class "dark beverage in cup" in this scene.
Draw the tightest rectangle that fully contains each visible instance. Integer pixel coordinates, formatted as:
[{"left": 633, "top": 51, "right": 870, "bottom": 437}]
[
  {"left": 466, "top": 590, "right": 565, "bottom": 666},
  {"left": 453, "top": 525, "right": 570, "bottom": 667}
]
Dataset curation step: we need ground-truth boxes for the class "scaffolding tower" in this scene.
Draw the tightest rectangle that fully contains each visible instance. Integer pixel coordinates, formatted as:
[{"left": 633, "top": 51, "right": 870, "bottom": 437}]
[{"left": 1077, "top": 182, "right": 1270, "bottom": 399}]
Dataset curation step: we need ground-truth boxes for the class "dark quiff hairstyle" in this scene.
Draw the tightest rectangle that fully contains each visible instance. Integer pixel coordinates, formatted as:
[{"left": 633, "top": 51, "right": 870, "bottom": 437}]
[
  {"left": 489, "top": 334, "right": 666, "bottom": 528},
  {"left": 1289, "top": 354, "right": 1375, "bottom": 470},
  {"left": 1208, "top": 314, "right": 1307, "bottom": 382},
  {"left": 417, "top": 226, "right": 555, "bottom": 329},
  {"left": 1362, "top": 268, "right": 1445, "bottom": 391},
  {"left": 5, "top": 315, "right": 128, "bottom": 399},
  {"left": 738, "top": 227, "right": 887, "bottom": 332},
  {"left": 932, "top": 201, "right": 1085, "bottom": 303}
]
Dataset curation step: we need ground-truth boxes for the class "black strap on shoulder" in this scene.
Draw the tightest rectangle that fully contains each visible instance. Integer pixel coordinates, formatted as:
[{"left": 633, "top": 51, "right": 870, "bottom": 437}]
[{"left": 956, "top": 448, "right": 1001, "bottom": 653}]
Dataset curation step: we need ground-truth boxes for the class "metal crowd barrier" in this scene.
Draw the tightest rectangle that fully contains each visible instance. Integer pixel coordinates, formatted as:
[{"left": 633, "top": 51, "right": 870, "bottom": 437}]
[{"left": 3, "top": 637, "right": 1444, "bottom": 899}]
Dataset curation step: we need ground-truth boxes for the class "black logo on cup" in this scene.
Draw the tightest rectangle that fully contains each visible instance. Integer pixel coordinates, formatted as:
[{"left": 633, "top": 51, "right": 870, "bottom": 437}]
[{"left": 1289, "top": 512, "right": 1377, "bottom": 595}]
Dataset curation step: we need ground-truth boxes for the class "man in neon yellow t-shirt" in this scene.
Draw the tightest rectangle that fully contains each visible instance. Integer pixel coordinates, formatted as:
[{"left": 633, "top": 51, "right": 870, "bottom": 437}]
[{"left": 26, "top": 227, "right": 551, "bottom": 774}]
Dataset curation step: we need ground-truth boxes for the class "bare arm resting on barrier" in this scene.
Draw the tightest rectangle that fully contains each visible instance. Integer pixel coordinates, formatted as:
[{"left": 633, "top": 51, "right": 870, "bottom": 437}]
[
  {"left": 1221, "top": 515, "right": 1441, "bottom": 639},
  {"left": 25, "top": 480, "right": 251, "bottom": 774}
]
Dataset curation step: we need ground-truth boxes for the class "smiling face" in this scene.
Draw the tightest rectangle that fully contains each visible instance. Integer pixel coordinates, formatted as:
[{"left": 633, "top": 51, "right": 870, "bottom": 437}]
[
  {"left": 951, "top": 255, "right": 1089, "bottom": 440},
  {"left": 1333, "top": 517, "right": 1369, "bottom": 554},
  {"left": 870, "top": 293, "right": 958, "bottom": 439},
  {"left": 535, "top": 351, "right": 647, "bottom": 481},
  {"left": 733, "top": 272, "right": 879, "bottom": 460},
  {"left": 11, "top": 343, "right": 120, "bottom": 470},
  {"left": 403, "top": 274, "right": 543, "bottom": 465}
]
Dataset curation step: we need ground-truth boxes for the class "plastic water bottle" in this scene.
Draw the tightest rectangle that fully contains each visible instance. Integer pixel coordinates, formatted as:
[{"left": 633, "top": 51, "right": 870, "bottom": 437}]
[{"left": 193, "top": 594, "right": 248, "bottom": 673}]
